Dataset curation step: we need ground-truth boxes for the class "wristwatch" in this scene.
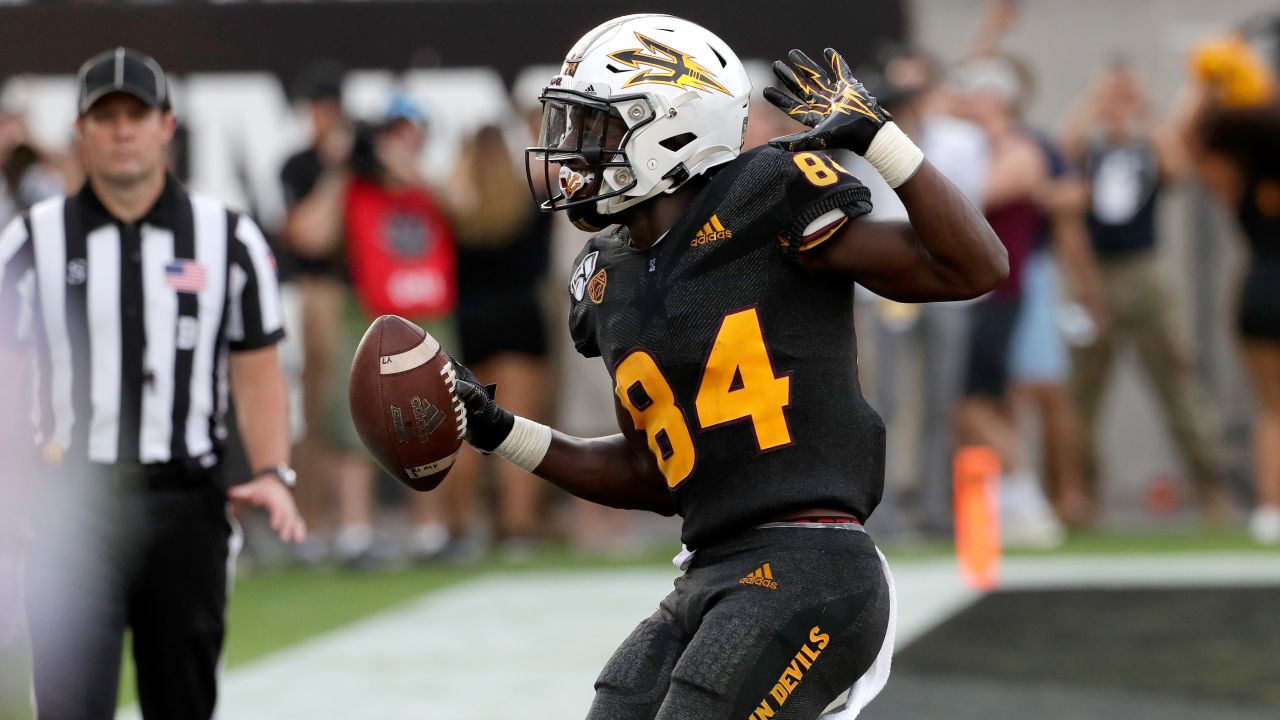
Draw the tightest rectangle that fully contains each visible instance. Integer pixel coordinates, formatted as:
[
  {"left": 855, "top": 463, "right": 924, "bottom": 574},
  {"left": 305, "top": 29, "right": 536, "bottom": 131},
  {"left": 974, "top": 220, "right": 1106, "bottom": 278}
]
[{"left": 254, "top": 463, "right": 298, "bottom": 489}]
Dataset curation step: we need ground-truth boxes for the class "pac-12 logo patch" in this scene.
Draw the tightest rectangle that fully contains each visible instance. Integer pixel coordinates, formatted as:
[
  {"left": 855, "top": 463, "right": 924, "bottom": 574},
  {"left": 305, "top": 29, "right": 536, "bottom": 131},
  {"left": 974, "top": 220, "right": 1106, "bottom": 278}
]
[
  {"left": 588, "top": 269, "right": 608, "bottom": 304},
  {"left": 568, "top": 250, "right": 599, "bottom": 302}
]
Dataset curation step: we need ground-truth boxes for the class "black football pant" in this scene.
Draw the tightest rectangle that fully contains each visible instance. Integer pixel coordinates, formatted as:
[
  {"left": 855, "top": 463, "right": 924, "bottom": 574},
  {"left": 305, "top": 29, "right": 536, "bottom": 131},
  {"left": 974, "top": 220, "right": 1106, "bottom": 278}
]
[
  {"left": 25, "top": 462, "right": 232, "bottom": 720},
  {"left": 587, "top": 524, "right": 892, "bottom": 720}
]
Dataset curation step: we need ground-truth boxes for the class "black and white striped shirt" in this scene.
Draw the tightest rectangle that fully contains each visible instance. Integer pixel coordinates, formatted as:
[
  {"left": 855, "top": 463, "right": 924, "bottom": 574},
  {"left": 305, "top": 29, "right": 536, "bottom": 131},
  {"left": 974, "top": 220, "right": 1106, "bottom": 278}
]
[{"left": 0, "top": 176, "right": 284, "bottom": 466}]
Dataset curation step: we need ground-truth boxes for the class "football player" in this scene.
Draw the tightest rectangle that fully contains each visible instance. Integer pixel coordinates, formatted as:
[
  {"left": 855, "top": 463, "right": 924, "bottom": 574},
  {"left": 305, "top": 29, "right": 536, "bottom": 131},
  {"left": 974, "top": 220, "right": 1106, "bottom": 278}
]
[{"left": 452, "top": 14, "right": 1007, "bottom": 719}]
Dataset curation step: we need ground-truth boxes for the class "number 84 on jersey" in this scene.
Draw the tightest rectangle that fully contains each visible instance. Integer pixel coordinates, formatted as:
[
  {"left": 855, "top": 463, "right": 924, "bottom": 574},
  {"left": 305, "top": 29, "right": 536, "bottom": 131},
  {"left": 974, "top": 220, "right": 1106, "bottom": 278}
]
[{"left": 614, "top": 308, "right": 792, "bottom": 488}]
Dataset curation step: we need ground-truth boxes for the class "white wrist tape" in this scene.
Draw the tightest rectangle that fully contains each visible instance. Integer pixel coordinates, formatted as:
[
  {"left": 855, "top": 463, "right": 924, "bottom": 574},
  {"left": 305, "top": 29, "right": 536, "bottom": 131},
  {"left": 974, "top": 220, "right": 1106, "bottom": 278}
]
[
  {"left": 864, "top": 121, "right": 925, "bottom": 188},
  {"left": 493, "top": 416, "right": 552, "bottom": 473}
]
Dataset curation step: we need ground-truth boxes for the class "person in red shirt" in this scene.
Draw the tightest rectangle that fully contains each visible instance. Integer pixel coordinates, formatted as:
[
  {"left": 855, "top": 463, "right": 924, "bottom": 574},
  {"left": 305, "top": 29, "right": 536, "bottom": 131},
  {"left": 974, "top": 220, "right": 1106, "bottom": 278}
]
[
  {"left": 334, "top": 94, "right": 458, "bottom": 566},
  {"left": 345, "top": 97, "right": 457, "bottom": 322}
]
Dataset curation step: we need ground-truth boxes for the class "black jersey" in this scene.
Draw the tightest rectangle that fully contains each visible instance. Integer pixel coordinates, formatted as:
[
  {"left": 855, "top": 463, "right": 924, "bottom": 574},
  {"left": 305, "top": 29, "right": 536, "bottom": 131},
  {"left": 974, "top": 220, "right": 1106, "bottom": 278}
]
[{"left": 567, "top": 145, "right": 886, "bottom": 548}]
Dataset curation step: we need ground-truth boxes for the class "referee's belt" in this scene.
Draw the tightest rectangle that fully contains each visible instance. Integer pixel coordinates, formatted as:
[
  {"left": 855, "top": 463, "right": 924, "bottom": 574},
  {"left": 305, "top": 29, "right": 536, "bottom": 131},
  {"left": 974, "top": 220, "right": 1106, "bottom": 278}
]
[{"left": 94, "top": 458, "right": 219, "bottom": 492}]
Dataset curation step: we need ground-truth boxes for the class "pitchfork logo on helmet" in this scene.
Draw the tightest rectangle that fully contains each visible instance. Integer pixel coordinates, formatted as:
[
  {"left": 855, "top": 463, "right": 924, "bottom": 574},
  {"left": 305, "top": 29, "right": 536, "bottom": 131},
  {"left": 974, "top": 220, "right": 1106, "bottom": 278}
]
[
  {"left": 609, "top": 33, "right": 732, "bottom": 96},
  {"left": 525, "top": 14, "right": 751, "bottom": 231}
]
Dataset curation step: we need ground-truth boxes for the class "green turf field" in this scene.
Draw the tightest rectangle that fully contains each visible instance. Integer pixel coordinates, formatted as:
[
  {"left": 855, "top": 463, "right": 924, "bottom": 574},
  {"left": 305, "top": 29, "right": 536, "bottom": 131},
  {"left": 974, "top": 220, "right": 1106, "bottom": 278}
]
[
  {"left": 6, "top": 530, "right": 1272, "bottom": 713},
  {"left": 114, "top": 529, "right": 1271, "bottom": 707},
  {"left": 116, "top": 545, "right": 685, "bottom": 707}
]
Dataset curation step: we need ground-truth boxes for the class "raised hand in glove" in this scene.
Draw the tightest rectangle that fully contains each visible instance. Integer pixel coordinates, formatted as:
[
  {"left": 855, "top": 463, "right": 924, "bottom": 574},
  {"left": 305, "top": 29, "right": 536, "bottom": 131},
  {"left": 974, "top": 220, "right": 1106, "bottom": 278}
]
[
  {"left": 766, "top": 48, "right": 923, "bottom": 188},
  {"left": 764, "top": 48, "right": 892, "bottom": 155},
  {"left": 448, "top": 356, "right": 513, "bottom": 453}
]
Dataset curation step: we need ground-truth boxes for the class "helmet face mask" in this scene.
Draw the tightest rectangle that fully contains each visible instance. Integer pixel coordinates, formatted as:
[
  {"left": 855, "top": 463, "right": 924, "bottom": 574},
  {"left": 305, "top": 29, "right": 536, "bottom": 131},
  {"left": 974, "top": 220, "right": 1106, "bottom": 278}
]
[
  {"left": 524, "top": 14, "right": 752, "bottom": 228},
  {"left": 524, "top": 87, "right": 657, "bottom": 215}
]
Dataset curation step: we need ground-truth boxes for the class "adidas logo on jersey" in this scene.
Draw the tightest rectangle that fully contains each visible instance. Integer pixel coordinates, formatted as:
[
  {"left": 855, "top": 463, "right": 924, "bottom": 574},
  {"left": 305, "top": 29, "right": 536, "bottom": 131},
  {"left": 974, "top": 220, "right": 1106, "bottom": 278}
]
[
  {"left": 739, "top": 562, "right": 777, "bottom": 589},
  {"left": 691, "top": 214, "right": 732, "bottom": 247}
]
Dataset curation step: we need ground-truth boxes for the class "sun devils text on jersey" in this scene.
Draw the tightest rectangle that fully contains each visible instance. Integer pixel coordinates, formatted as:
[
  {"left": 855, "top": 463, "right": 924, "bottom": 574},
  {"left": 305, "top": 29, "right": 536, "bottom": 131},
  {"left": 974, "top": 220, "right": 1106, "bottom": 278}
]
[{"left": 568, "top": 144, "right": 886, "bottom": 548}]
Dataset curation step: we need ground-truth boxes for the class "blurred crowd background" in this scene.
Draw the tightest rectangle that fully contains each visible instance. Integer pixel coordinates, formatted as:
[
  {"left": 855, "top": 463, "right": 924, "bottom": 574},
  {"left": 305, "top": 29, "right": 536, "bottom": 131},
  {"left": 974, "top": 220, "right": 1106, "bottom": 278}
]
[{"left": 1, "top": 0, "right": 1278, "bottom": 573}]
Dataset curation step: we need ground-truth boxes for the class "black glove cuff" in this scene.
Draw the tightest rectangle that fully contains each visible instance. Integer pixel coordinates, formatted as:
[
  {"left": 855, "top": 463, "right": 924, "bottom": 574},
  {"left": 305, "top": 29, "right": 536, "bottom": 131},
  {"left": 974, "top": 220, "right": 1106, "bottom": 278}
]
[
  {"left": 832, "top": 122, "right": 881, "bottom": 156},
  {"left": 456, "top": 380, "right": 515, "bottom": 452}
]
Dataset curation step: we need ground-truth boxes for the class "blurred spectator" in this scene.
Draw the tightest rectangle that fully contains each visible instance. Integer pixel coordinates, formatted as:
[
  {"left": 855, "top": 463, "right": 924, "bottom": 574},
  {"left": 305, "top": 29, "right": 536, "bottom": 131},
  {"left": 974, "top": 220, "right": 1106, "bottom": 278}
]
[
  {"left": 508, "top": 79, "right": 650, "bottom": 556},
  {"left": 964, "top": 0, "right": 1089, "bottom": 532},
  {"left": 340, "top": 93, "right": 456, "bottom": 566},
  {"left": 1007, "top": 124, "right": 1089, "bottom": 529},
  {"left": 952, "top": 55, "right": 1065, "bottom": 547},
  {"left": 0, "top": 110, "right": 65, "bottom": 226},
  {"left": 278, "top": 62, "right": 352, "bottom": 563},
  {"left": 844, "top": 49, "right": 990, "bottom": 537},
  {"left": 443, "top": 123, "right": 551, "bottom": 560},
  {"left": 1033, "top": 164, "right": 1097, "bottom": 526},
  {"left": 1176, "top": 34, "right": 1280, "bottom": 543},
  {"left": 1059, "top": 62, "right": 1228, "bottom": 524},
  {"left": 517, "top": 84, "right": 650, "bottom": 555},
  {"left": 0, "top": 104, "right": 64, "bottom": 720}
]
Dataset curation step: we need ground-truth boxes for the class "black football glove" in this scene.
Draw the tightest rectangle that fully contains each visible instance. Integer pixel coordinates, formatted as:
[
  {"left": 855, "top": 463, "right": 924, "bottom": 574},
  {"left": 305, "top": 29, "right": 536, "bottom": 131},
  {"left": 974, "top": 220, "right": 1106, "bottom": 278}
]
[
  {"left": 764, "top": 48, "right": 892, "bottom": 155},
  {"left": 447, "top": 355, "right": 513, "bottom": 453}
]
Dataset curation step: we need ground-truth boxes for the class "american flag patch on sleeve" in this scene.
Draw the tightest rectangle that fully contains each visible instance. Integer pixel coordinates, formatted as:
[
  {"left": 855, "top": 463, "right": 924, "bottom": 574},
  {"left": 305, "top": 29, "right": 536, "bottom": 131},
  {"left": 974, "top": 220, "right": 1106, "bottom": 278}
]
[{"left": 164, "top": 259, "right": 206, "bottom": 293}]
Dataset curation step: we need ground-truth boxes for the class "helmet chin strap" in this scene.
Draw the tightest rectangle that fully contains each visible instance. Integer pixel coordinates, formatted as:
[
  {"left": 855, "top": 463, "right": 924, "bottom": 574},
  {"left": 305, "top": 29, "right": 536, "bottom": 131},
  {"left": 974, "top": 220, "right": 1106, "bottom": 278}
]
[
  {"left": 564, "top": 161, "right": 698, "bottom": 232},
  {"left": 601, "top": 171, "right": 680, "bottom": 215},
  {"left": 567, "top": 203, "right": 609, "bottom": 232},
  {"left": 566, "top": 176, "right": 672, "bottom": 234}
]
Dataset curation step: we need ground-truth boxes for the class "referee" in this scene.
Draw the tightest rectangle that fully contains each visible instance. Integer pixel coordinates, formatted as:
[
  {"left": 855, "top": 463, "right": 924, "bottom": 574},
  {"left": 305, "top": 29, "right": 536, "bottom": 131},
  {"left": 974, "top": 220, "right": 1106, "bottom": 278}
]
[{"left": 0, "top": 48, "right": 303, "bottom": 719}]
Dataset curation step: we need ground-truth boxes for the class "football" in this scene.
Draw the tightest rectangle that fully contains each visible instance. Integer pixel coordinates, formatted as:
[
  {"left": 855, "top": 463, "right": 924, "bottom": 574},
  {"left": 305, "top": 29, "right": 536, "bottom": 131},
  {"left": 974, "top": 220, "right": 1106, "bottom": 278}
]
[{"left": 348, "top": 315, "right": 466, "bottom": 492}]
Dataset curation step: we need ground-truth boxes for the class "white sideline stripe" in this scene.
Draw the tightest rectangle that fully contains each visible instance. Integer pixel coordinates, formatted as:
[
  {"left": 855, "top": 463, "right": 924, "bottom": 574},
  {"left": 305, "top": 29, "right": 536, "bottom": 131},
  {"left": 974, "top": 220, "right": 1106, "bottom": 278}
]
[
  {"left": 115, "top": 553, "right": 1280, "bottom": 720},
  {"left": 999, "top": 552, "right": 1280, "bottom": 589},
  {"left": 380, "top": 334, "right": 440, "bottom": 375}
]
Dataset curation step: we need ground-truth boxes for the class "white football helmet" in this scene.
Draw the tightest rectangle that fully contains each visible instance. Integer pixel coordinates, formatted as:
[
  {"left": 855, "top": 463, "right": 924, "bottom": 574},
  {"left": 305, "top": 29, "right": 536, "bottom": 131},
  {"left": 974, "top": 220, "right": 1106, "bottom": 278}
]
[{"left": 526, "top": 14, "right": 752, "bottom": 230}]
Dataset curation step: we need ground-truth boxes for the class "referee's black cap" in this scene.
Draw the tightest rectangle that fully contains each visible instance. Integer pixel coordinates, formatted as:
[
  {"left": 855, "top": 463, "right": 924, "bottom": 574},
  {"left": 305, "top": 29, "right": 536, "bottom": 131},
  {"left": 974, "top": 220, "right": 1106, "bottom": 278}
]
[{"left": 77, "top": 47, "right": 170, "bottom": 115}]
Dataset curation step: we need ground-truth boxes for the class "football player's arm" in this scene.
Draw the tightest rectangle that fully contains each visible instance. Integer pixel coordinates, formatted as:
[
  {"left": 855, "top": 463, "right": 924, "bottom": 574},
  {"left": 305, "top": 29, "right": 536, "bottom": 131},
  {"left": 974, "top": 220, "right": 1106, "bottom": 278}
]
[
  {"left": 796, "top": 161, "right": 1007, "bottom": 301},
  {"left": 453, "top": 364, "right": 675, "bottom": 515},
  {"left": 766, "top": 48, "right": 1008, "bottom": 301},
  {"left": 535, "top": 401, "right": 675, "bottom": 515}
]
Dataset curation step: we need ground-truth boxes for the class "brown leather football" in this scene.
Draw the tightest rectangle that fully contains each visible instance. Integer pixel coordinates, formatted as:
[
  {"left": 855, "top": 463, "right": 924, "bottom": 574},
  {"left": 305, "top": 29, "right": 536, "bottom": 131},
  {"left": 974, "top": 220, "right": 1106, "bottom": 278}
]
[{"left": 348, "top": 315, "right": 466, "bottom": 491}]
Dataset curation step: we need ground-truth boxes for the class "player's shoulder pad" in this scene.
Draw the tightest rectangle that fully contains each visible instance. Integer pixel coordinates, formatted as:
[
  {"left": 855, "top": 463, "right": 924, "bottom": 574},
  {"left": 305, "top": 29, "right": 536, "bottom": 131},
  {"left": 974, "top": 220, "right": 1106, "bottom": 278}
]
[
  {"left": 565, "top": 228, "right": 626, "bottom": 360},
  {"left": 566, "top": 227, "right": 625, "bottom": 304},
  {"left": 768, "top": 146, "right": 874, "bottom": 252},
  {"left": 709, "top": 146, "right": 873, "bottom": 243}
]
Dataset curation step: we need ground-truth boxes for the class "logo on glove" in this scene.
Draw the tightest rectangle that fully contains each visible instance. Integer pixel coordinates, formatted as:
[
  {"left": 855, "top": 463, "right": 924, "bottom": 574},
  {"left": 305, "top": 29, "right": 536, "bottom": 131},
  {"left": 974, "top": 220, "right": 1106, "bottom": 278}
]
[{"left": 785, "top": 55, "right": 879, "bottom": 121}]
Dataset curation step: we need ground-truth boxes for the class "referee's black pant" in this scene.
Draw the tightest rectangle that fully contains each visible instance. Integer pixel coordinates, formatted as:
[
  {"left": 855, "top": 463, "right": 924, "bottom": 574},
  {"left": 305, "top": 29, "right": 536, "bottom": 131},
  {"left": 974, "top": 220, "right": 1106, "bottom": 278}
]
[{"left": 25, "top": 461, "right": 233, "bottom": 720}]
